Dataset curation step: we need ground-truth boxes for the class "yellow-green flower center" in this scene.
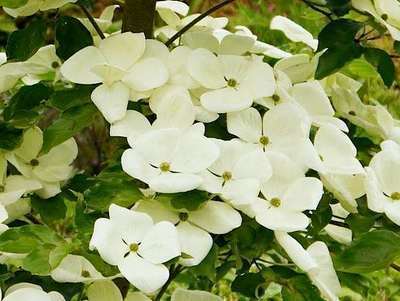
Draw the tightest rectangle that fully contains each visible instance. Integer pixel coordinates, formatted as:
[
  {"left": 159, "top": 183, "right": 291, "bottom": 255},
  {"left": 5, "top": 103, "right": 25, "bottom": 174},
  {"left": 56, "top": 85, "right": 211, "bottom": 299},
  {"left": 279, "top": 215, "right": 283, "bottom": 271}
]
[
  {"left": 51, "top": 61, "right": 60, "bottom": 69},
  {"left": 160, "top": 162, "right": 170, "bottom": 172},
  {"left": 272, "top": 94, "right": 280, "bottom": 103},
  {"left": 130, "top": 243, "right": 139, "bottom": 252},
  {"left": 0, "top": 185, "right": 4, "bottom": 193},
  {"left": 227, "top": 78, "right": 238, "bottom": 88},
  {"left": 30, "top": 159, "right": 39, "bottom": 166},
  {"left": 222, "top": 171, "right": 232, "bottom": 182},
  {"left": 391, "top": 192, "right": 400, "bottom": 200},
  {"left": 381, "top": 13, "right": 389, "bottom": 21},
  {"left": 270, "top": 198, "right": 281, "bottom": 207},
  {"left": 81, "top": 270, "right": 91, "bottom": 278},
  {"left": 179, "top": 212, "right": 189, "bottom": 221},
  {"left": 259, "top": 136, "right": 269, "bottom": 146}
]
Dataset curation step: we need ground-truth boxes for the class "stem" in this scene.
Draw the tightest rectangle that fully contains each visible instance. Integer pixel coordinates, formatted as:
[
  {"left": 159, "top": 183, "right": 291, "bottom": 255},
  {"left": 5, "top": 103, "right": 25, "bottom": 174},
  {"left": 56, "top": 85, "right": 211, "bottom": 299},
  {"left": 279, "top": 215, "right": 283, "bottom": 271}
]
[
  {"left": 165, "top": 0, "right": 236, "bottom": 47},
  {"left": 301, "top": 0, "right": 333, "bottom": 21},
  {"left": 122, "top": 0, "right": 156, "bottom": 38},
  {"left": 391, "top": 263, "right": 400, "bottom": 272},
  {"left": 78, "top": 3, "right": 106, "bottom": 39},
  {"left": 154, "top": 265, "right": 183, "bottom": 301}
]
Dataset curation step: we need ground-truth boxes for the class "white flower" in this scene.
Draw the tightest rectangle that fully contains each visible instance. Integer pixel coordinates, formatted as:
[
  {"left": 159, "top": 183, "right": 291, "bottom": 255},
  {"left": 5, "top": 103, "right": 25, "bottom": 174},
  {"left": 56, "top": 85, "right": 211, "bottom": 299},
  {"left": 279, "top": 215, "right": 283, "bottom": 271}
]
[
  {"left": 274, "top": 53, "right": 321, "bottom": 83},
  {"left": 51, "top": 255, "right": 106, "bottom": 283},
  {"left": 254, "top": 152, "right": 323, "bottom": 232},
  {"left": 121, "top": 125, "right": 219, "bottom": 193},
  {"left": 270, "top": 16, "right": 318, "bottom": 50},
  {"left": 275, "top": 232, "right": 341, "bottom": 301},
  {"left": 89, "top": 204, "right": 181, "bottom": 294},
  {"left": 227, "top": 102, "right": 323, "bottom": 172},
  {"left": 3, "top": 0, "right": 77, "bottom": 17},
  {"left": 6, "top": 127, "right": 78, "bottom": 199},
  {"left": 134, "top": 199, "right": 241, "bottom": 266},
  {"left": 315, "top": 125, "right": 364, "bottom": 175},
  {"left": 364, "top": 140, "right": 400, "bottom": 225},
  {"left": 324, "top": 204, "right": 352, "bottom": 245},
  {"left": 60, "top": 32, "right": 169, "bottom": 123},
  {"left": 2, "top": 283, "right": 65, "bottom": 301},
  {"left": 86, "top": 280, "right": 123, "bottom": 301},
  {"left": 187, "top": 49, "right": 275, "bottom": 113},
  {"left": 352, "top": 0, "right": 400, "bottom": 41},
  {"left": 171, "top": 288, "right": 222, "bottom": 301},
  {"left": 200, "top": 139, "right": 272, "bottom": 206},
  {"left": 156, "top": 1, "right": 190, "bottom": 28}
]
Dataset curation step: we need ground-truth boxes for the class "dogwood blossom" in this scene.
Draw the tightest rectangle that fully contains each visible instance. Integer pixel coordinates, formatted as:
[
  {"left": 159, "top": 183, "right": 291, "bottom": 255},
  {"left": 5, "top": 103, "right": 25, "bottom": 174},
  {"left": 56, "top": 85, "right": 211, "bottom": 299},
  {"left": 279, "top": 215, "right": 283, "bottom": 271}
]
[
  {"left": 2, "top": 283, "right": 65, "bottom": 301},
  {"left": 135, "top": 198, "right": 241, "bottom": 266},
  {"left": 61, "top": 32, "right": 169, "bottom": 123},
  {"left": 171, "top": 288, "right": 222, "bottom": 301},
  {"left": 90, "top": 204, "right": 181, "bottom": 294},
  {"left": 275, "top": 232, "right": 342, "bottom": 301},
  {"left": 6, "top": 127, "right": 78, "bottom": 198}
]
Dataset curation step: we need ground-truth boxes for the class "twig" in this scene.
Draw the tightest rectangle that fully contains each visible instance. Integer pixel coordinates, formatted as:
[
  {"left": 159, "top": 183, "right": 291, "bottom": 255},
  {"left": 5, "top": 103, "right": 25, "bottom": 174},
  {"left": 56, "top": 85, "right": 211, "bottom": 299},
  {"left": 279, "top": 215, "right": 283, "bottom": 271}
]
[
  {"left": 391, "top": 263, "right": 400, "bottom": 272},
  {"left": 154, "top": 264, "right": 184, "bottom": 301},
  {"left": 301, "top": 0, "right": 333, "bottom": 21},
  {"left": 165, "top": 0, "right": 235, "bottom": 47},
  {"left": 78, "top": 3, "right": 106, "bottom": 39},
  {"left": 329, "top": 220, "right": 351, "bottom": 228}
]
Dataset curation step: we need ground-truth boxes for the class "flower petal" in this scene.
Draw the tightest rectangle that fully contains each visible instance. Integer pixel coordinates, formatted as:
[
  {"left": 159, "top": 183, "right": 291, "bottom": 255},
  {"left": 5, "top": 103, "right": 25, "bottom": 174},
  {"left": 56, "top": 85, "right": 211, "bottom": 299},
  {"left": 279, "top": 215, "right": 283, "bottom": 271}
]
[
  {"left": 149, "top": 173, "right": 203, "bottom": 193},
  {"left": 233, "top": 149, "right": 272, "bottom": 182},
  {"left": 227, "top": 107, "right": 262, "bottom": 143},
  {"left": 134, "top": 199, "right": 179, "bottom": 224},
  {"left": 256, "top": 207, "right": 310, "bottom": 232},
  {"left": 110, "top": 110, "right": 151, "bottom": 138},
  {"left": 282, "top": 177, "right": 323, "bottom": 211},
  {"left": 121, "top": 148, "right": 160, "bottom": 184},
  {"left": 201, "top": 87, "right": 253, "bottom": 113}
]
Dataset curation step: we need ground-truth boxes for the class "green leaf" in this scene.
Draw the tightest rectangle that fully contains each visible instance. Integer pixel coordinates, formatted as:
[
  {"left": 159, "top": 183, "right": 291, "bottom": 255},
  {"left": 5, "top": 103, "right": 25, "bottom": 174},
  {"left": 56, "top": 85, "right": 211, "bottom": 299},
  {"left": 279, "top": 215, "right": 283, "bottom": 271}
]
[
  {"left": 311, "top": 193, "right": 332, "bottom": 234},
  {"left": 345, "top": 213, "right": 375, "bottom": 237},
  {"left": 0, "top": 122, "right": 23, "bottom": 151},
  {"left": 335, "top": 230, "right": 400, "bottom": 273},
  {"left": 394, "top": 41, "right": 400, "bottom": 54},
  {"left": 55, "top": 16, "right": 93, "bottom": 60},
  {"left": 0, "top": 0, "right": 28, "bottom": 8},
  {"left": 168, "top": 190, "right": 209, "bottom": 211},
  {"left": 231, "top": 272, "right": 265, "bottom": 298},
  {"left": 4, "top": 83, "right": 52, "bottom": 122},
  {"left": 31, "top": 194, "right": 67, "bottom": 226},
  {"left": 326, "top": 0, "right": 351, "bottom": 16},
  {"left": 363, "top": 48, "right": 395, "bottom": 87},
  {"left": 22, "top": 245, "right": 52, "bottom": 275},
  {"left": 191, "top": 244, "right": 218, "bottom": 281},
  {"left": 84, "top": 169, "right": 143, "bottom": 212},
  {"left": 42, "top": 103, "right": 98, "bottom": 153},
  {"left": 6, "top": 19, "right": 47, "bottom": 61},
  {"left": 282, "top": 275, "right": 324, "bottom": 301},
  {"left": 316, "top": 19, "right": 363, "bottom": 79},
  {"left": 49, "top": 85, "right": 96, "bottom": 111}
]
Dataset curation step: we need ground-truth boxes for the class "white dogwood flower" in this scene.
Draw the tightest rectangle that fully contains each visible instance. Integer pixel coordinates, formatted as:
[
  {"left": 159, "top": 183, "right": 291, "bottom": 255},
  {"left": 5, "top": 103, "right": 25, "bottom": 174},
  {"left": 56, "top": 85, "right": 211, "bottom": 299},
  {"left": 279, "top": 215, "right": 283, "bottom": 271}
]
[
  {"left": 90, "top": 204, "right": 181, "bottom": 294},
  {"left": 3, "top": 0, "right": 77, "bottom": 17},
  {"left": 187, "top": 49, "right": 275, "bottom": 113},
  {"left": 274, "top": 53, "right": 321, "bottom": 83},
  {"left": 253, "top": 152, "right": 323, "bottom": 232},
  {"left": 227, "top": 102, "right": 323, "bottom": 172},
  {"left": 135, "top": 199, "right": 241, "bottom": 266},
  {"left": 270, "top": 16, "right": 318, "bottom": 50},
  {"left": 6, "top": 127, "right": 78, "bottom": 198},
  {"left": 364, "top": 140, "right": 400, "bottom": 225},
  {"left": 200, "top": 139, "right": 272, "bottom": 206},
  {"left": 2, "top": 283, "right": 65, "bottom": 301},
  {"left": 122, "top": 125, "right": 219, "bottom": 193},
  {"left": 275, "top": 232, "right": 341, "bottom": 301},
  {"left": 172, "top": 288, "right": 222, "bottom": 301},
  {"left": 61, "top": 32, "right": 169, "bottom": 123}
]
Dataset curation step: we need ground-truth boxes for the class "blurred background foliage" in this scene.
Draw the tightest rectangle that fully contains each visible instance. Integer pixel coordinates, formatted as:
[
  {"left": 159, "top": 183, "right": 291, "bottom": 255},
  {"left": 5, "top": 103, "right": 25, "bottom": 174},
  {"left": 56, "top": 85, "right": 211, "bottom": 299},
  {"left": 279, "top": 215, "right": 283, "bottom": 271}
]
[{"left": 1, "top": 1, "right": 400, "bottom": 300}]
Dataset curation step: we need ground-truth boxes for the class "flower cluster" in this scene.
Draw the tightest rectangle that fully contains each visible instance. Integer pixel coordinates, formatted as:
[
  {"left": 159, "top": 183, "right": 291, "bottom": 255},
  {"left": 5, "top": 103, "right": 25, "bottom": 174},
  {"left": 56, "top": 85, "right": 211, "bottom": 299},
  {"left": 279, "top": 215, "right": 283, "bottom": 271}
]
[{"left": 0, "top": 0, "right": 400, "bottom": 300}]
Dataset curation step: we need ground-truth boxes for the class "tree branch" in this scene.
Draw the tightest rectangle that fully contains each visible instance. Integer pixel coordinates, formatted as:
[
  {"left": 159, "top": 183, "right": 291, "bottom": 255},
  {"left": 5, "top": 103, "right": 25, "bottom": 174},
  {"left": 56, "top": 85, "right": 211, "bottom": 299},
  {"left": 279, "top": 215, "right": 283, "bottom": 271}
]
[
  {"left": 165, "top": 0, "right": 236, "bottom": 47},
  {"left": 301, "top": 0, "right": 333, "bottom": 21},
  {"left": 78, "top": 3, "right": 106, "bottom": 39},
  {"left": 122, "top": 0, "right": 156, "bottom": 38}
]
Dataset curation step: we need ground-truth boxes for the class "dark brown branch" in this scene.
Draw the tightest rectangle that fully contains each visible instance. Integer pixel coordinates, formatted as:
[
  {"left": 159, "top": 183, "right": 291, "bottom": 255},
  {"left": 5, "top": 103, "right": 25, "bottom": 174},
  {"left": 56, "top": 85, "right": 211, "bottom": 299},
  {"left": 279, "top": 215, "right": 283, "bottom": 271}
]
[
  {"left": 122, "top": 0, "right": 156, "bottom": 38},
  {"left": 391, "top": 263, "right": 400, "bottom": 272},
  {"left": 165, "top": 0, "right": 235, "bottom": 47},
  {"left": 78, "top": 3, "right": 106, "bottom": 39},
  {"left": 301, "top": 0, "right": 333, "bottom": 21}
]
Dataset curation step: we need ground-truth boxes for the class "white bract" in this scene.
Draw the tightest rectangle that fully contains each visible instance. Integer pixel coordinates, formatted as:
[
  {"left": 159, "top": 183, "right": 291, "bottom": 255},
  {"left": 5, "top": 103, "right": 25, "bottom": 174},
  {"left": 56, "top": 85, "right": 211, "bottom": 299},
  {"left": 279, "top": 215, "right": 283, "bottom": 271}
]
[
  {"left": 60, "top": 32, "right": 169, "bottom": 123},
  {"left": 2, "top": 283, "right": 65, "bottom": 301},
  {"left": 90, "top": 204, "right": 181, "bottom": 294},
  {"left": 3, "top": 0, "right": 77, "bottom": 17},
  {"left": 364, "top": 140, "right": 400, "bottom": 225},
  {"left": 171, "top": 288, "right": 222, "bottom": 301},
  {"left": 135, "top": 199, "right": 241, "bottom": 266},
  {"left": 6, "top": 127, "right": 77, "bottom": 199},
  {"left": 187, "top": 49, "right": 275, "bottom": 113},
  {"left": 122, "top": 125, "right": 219, "bottom": 193},
  {"left": 275, "top": 232, "right": 342, "bottom": 301}
]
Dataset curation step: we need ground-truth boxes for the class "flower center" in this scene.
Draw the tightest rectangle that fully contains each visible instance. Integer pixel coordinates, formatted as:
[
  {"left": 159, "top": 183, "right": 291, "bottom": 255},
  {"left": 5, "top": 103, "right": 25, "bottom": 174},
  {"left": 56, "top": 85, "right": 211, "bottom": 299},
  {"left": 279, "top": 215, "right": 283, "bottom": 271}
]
[
  {"left": 179, "top": 212, "right": 189, "bottom": 221},
  {"left": 51, "top": 61, "right": 60, "bottom": 69},
  {"left": 272, "top": 94, "right": 280, "bottom": 103},
  {"left": 159, "top": 162, "right": 170, "bottom": 172},
  {"left": 259, "top": 136, "right": 269, "bottom": 146},
  {"left": 391, "top": 192, "right": 400, "bottom": 200},
  {"left": 349, "top": 110, "right": 356, "bottom": 116},
  {"left": 381, "top": 13, "right": 389, "bottom": 21},
  {"left": 130, "top": 243, "right": 139, "bottom": 252},
  {"left": 270, "top": 198, "right": 281, "bottom": 207},
  {"left": 226, "top": 78, "right": 238, "bottom": 88},
  {"left": 81, "top": 270, "right": 91, "bottom": 278},
  {"left": 222, "top": 171, "right": 232, "bottom": 182},
  {"left": 30, "top": 159, "right": 39, "bottom": 166},
  {"left": 0, "top": 185, "right": 4, "bottom": 193}
]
